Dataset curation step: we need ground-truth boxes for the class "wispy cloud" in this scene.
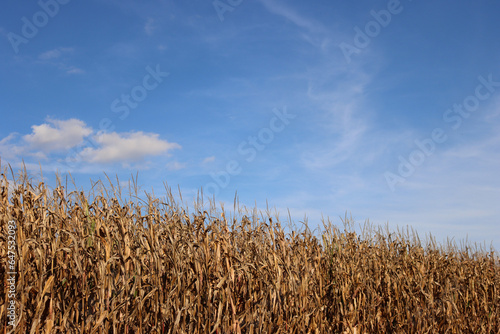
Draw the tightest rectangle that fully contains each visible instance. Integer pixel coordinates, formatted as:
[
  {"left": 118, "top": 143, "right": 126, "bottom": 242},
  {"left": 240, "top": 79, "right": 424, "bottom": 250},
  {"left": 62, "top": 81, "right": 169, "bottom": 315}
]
[
  {"left": 253, "top": 1, "right": 378, "bottom": 171},
  {"left": 65, "top": 66, "right": 85, "bottom": 75},
  {"left": 0, "top": 133, "right": 24, "bottom": 161},
  {"left": 298, "top": 63, "right": 377, "bottom": 171},
  {"left": 202, "top": 156, "right": 216, "bottom": 164},
  {"left": 38, "top": 47, "right": 74, "bottom": 60},
  {"left": 166, "top": 161, "right": 186, "bottom": 171},
  {"left": 37, "top": 47, "right": 84, "bottom": 74},
  {"left": 257, "top": 0, "right": 325, "bottom": 34},
  {"left": 257, "top": 0, "right": 332, "bottom": 50},
  {"left": 144, "top": 17, "right": 156, "bottom": 35}
]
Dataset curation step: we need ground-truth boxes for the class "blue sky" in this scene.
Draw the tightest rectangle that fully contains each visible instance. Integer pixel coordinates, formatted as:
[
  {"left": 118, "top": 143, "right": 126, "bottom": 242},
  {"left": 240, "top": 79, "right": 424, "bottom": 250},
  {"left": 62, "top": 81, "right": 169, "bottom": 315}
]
[{"left": 1, "top": 0, "right": 499, "bottom": 251}]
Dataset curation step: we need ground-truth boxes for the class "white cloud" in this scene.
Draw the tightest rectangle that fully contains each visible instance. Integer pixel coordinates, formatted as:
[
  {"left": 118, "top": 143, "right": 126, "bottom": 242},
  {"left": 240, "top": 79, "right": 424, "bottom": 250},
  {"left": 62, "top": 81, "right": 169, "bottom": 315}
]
[
  {"left": 257, "top": 0, "right": 331, "bottom": 50},
  {"left": 3, "top": 118, "right": 182, "bottom": 168},
  {"left": 258, "top": 0, "right": 325, "bottom": 34},
  {"left": 37, "top": 47, "right": 84, "bottom": 75},
  {"left": 299, "top": 65, "right": 375, "bottom": 170},
  {"left": 144, "top": 18, "right": 156, "bottom": 35},
  {"left": 81, "top": 131, "right": 181, "bottom": 164},
  {"left": 166, "top": 161, "right": 186, "bottom": 171},
  {"left": 65, "top": 66, "right": 85, "bottom": 75},
  {"left": 202, "top": 156, "right": 216, "bottom": 164},
  {"left": 38, "top": 47, "right": 74, "bottom": 60},
  {"left": 0, "top": 133, "right": 24, "bottom": 161},
  {"left": 23, "top": 118, "right": 92, "bottom": 153}
]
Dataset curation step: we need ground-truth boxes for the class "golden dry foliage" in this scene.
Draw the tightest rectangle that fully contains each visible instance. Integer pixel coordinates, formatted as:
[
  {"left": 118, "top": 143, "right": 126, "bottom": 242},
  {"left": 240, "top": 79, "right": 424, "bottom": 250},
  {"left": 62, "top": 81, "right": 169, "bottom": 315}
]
[{"left": 0, "top": 167, "right": 499, "bottom": 333}]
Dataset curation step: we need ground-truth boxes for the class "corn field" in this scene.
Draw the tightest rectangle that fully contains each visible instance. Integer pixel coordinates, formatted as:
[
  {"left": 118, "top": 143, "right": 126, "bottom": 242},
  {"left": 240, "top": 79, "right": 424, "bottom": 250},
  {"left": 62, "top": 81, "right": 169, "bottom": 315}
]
[{"left": 0, "top": 166, "right": 499, "bottom": 333}]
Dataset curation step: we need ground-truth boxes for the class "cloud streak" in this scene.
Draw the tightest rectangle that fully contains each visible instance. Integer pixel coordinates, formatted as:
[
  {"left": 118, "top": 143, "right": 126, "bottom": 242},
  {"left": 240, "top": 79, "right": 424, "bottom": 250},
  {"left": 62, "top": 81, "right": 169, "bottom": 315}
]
[
  {"left": 258, "top": 0, "right": 325, "bottom": 34},
  {"left": 36, "top": 47, "right": 84, "bottom": 74},
  {"left": 38, "top": 47, "right": 74, "bottom": 60}
]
